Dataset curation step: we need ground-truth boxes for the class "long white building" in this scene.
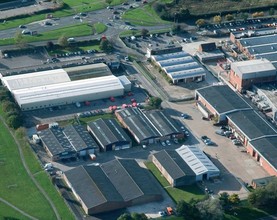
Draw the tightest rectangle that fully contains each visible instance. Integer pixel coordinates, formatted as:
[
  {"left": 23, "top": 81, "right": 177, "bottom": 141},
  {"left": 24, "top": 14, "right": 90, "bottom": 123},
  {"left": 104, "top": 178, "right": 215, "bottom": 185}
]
[
  {"left": 1, "top": 65, "right": 130, "bottom": 111},
  {"left": 13, "top": 75, "right": 124, "bottom": 111}
]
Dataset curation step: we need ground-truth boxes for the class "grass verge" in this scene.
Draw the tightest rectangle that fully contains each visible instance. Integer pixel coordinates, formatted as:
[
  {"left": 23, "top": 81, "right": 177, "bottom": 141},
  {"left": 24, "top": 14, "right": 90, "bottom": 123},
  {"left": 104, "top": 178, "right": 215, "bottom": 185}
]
[
  {"left": 0, "top": 202, "right": 30, "bottom": 220},
  {"left": 122, "top": 5, "right": 169, "bottom": 26},
  {"left": 145, "top": 162, "right": 205, "bottom": 203}
]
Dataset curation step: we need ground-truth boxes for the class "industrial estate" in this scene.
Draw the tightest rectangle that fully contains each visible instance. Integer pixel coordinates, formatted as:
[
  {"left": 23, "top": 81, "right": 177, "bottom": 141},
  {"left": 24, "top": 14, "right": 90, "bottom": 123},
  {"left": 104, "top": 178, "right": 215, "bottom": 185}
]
[{"left": 0, "top": 0, "right": 277, "bottom": 220}]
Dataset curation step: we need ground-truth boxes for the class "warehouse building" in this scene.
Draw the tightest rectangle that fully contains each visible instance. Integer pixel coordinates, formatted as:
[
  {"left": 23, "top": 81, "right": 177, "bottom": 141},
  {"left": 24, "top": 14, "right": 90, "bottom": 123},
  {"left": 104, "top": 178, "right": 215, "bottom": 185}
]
[
  {"left": 144, "top": 110, "right": 184, "bottom": 140},
  {"left": 195, "top": 85, "right": 277, "bottom": 176},
  {"left": 116, "top": 108, "right": 160, "bottom": 144},
  {"left": 87, "top": 118, "right": 131, "bottom": 151},
  {"left": 64, "top": 63, "right": 112, "bottom": 79},
  {"left": 229, "top": 59, "right": 276, "bottom": 92},
  {"left": 152, "top": 145, "right": 220, "bottom": 186},
  {"left": 63, "top": 159, "right": 163, "bottom": 214},
  {"left": 0, "top": 69, "right": 70, "bottom": 91},
  {"left": 230, "top": 31, "right": 277, "bottom": 69},
  {"left": 38, "top": 125, "right": 99, "bottom": 161},
  {"left": 151, "top": 51, "right": 206, "bottom": 84},
  {"left": 195, "top": 85, "right": 252, "bottom": 121},
  {"left": 13, "top": 75, "right": 125, "bottom": 111}
]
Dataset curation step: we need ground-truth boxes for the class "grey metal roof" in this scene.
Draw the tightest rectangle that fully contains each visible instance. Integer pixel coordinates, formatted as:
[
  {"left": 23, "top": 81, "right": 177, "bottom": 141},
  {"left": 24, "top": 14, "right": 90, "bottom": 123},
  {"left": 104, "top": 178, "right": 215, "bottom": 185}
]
[
  {"left": 227, "top": 110, "right": 277, "bottom": 140},
  {"left": 153, "top": 51, "right": 190, "bottom": 62},
  {"left": 117, "top": 108, "right": 160, "bottom": 142},
  {"left": 119, "top": 159, "right": 161, "bottom": 196},
  {"left": 196, "top": 85, "right": 251, "bottom": 114},
  {"left": 64, "top": 165, "right": 123, "bottom": 209},
  {"left": 63, "top": 125, "right": 99, "bottom": 152},
  {"left": 38, "top": 128, "right": 74, "bottom": 156},
  {"left": 153, "top": 150, "right": 195, "bottom": 179},
  {"left": 239, "top": 34, "right": 277, "bottom": 47},
  {"left": 144, "top": 110, "right": 181, "bottom": 136},
  {"left": 87, "top": 118, "right": 130, "bottom": 147},
  {"left": 248, "top": 43, "right": 277, "bottom": 55},
  {"left": 250, "top": 136, "right": 277, "bottom": 171}
]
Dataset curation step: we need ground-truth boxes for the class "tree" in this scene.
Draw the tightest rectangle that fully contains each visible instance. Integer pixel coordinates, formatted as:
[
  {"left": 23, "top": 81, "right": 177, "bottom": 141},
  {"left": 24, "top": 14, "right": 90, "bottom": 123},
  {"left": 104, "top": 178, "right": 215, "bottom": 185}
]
[
  {"left": 171, "top": 24, "right": 181, "bottom": 33},
  {"left": 117, "top": 213, "right": 132, "bottom": 220},
  {"left": 195, "top": 19, "right": 206, "bottom": 27},
  {"left": 225, "top": 14, "right": 234, "bottom": 21},
  {"left": 240, "top": 12, "right": 249, "bottom": 21},
  {"left": 131, "top": 213, "right": 147, "bottom": 220},
  {"left": 99, "top": 38, "right": 113, "bottom": 52},
  {"left": 148, "top": 97, "right": 162, "bottom": 108},
  {"left": 46, "top": 41, "right": 55, "bottom": 50},
  {"left": 269, "top": 8, "right": 275, "bottom": 16},
  {"left": 2, "top": 100, "right": 16, "bottom": 113},
  {"left": 196, "top": 198, "right": 224, "bottom": 220},
  {"left": 219, "top": 192, "right": 230, "bottom": 207},
  {"left": 213, "top": 15, "right": 222, "bottom": 24},
  {"left": 58, "top": 35, "right": 68, "bottom": 47},
  {"left": 7, "top": 114, "right": 22, "bottom": 129},
  {"left": 141, "top": 28, "right": 149, "bottom": 38},
  {"left": 105, "top": 0, "right": 112, "bottom": 4},
  {"left": 229, "top": 193, "right": 240, "bottom": 205},
  {"left": 14, "top": 31, "right": 26, "bottom": 48},
  {"left": 176, "top": 200, "right": 200, "bottom": 220}
]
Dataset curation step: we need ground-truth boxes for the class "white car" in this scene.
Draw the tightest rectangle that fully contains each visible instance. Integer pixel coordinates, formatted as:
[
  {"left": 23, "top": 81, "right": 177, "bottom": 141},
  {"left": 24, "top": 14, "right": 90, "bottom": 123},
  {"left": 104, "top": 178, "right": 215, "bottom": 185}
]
[
  {"left": 161, "top": 141, "right": 166, "bottom": 147},
  {"left": 166, "top": 140, "right": 171, "bottom": 146},
  {"left": 22, "top": 29, "right": 31, "bottom": 35}
]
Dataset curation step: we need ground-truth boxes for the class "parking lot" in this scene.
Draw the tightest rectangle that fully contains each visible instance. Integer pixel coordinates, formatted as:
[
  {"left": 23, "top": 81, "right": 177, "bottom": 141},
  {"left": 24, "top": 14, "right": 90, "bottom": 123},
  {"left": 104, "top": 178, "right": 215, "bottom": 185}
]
[{"left": 166, "top": 101, "right": 270, "bottom": 199}]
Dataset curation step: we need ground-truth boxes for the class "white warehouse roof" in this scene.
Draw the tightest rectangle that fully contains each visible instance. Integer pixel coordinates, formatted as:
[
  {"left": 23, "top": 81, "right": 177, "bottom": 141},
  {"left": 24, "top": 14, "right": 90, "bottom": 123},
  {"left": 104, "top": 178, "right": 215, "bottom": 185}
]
[
  {"left": 13, "top": 75, "right": 124, "bottom": 107},
  {"left": 153, "top": 51, "right": 190, "bottom": 62},
  {"left": 176, "top": 145, "right": 219, "bottom": 176},
  {"left": 158, "top": 56, "right": 194, "bottom": 67},
  {"left": 169, "top": 68, "right": 206, "bottom": 80},
  {"left": 231, "top": 59, "right": 276, "bottom": 79},
  {"left": 1, "top": 69, "right": 70, "bottom": 91}
]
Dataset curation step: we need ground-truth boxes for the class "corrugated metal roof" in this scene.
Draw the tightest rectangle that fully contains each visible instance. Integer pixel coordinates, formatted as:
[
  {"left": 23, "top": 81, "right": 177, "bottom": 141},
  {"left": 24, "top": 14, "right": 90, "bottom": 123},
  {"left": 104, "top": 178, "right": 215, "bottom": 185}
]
[
  {"left": 153, "top": 51, "right": 190, "bottom": 62},
  {"left": 176, "top": 145, "right": 220, "bottom": 176},
  {"left": 1, "top": 69, "right": 70, "bottom": 91},
  {"left": 13, "top": 75, "right": 124, "bottom": 105}
]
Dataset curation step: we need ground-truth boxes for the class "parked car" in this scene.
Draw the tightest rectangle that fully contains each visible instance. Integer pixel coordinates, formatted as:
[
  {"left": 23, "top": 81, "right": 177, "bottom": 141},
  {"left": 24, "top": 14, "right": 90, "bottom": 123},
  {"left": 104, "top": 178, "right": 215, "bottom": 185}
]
[
  {"left": 166, "top": 140, "right": 171, "bottom": 146},
  {"left": 181, "top": 113, "right": 190, "bottom": 119},
  {"left": 215, "top": 130, "right": 225, "bottom": 136},
  {"left": 158, "top": 211, "right": 167, "bottom": 217},
  {"left": 161, "top": 141, "right": 166, "bottom": 147},
  {"left": 232, "top": 139, "right": 241, "bottom": 145},
  {"left": 19, "top": 25, "right": 26, "bottom": 28},
  {"left": 202, "top": 116, "right": 210, "bottom": 121},
  {"left": 173, "top": 138, "right": 178, "bottom": 144},
  {"left": 142, "top": 144, "right": 147, "bottom": 149},
  {"left": 184, "top": 131, "right": 190, "bottom": 137}
]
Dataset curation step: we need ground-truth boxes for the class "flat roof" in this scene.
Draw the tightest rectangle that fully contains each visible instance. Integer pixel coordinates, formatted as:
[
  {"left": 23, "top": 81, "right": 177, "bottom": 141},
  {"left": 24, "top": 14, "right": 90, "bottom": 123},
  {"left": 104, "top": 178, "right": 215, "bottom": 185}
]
[
  {"left": 1, "top": 69, "right": 70, "bottom": 91},
  {"left": 176, "top": 145, "right": 220, "bottom": 176},
  {"left": 13, "top": 75, "right": 124, "bottom": 106},
  {"left": 250, "top": 136, "right": 277, "bottom": 172},
  {"left": 64, "top": 63, "right": 112, "bottom": 75},
  {"left": 231, "top": 59, "right": 276, "bottom": 79},
  {"left": 144, "top": 110, "right": 182, "bottom": 136},
  {"left": 196, "top": 85, "right": 251, "bottom": 114},
  {"left": 227, "top": 110, "right": 277, "bottom": 140},
  {"left": 153, "top": 150, "right": 195, "bottom": 179},
  {"left": 87, "top": 118, "right": 131, "bottom": 147},
  {"left": 116, "top": 108, "right": 161, "bottom": 141}
]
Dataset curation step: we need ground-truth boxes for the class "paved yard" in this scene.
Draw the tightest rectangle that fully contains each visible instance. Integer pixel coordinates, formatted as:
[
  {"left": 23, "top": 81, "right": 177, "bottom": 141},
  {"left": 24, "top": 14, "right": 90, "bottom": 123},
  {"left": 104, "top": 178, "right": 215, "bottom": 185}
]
[{"left": 165, "top": 101, "right": 270, "bottom": 199}]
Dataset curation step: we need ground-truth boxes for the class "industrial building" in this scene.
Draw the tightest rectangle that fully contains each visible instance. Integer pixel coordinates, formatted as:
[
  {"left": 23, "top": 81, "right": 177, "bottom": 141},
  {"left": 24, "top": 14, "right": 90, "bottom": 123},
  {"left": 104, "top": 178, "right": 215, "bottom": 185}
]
[
  {"left": 116, "top": 108, "right": 183, "bottom": 144},
  {"left": 151, "top": 51, "right": 206, "bottom": 84},
  {"left": 1, "top": 64, "right": 131, "bottom": 111},
  {"left": 229, "top": 59, "right": 276, "bottom": 92},
  {"left": 87, "top": 118, "right": 131, "bottom": 151},
  {"left": 195, "top": 85, "right": 277, "bottom": 176},
  {"left": 63, "top": 159, "right": 163, "bottom": 214},
  {"left": 0, "top": 69, "right": 70, "bottom": 91},
  {"left": 195, "top": 85, "right": 252, "bottom": 121},
  {"left": 195, "top": 42, "right": 225, "bottom": 62},
  {"left": 12, "top": 75, "right": 125, "bottom": 111},
  {"left": 230, "top": 30, "right": 277, "bottom": 69},
  {"left": 38, "top": 125, "right": 99, "bottom": 161},
  {"left": 64, "top": 63, "right": 112, "bottom": 79},
  {"left": 152, "top": 145, "right": 220, "bottom": 186}
]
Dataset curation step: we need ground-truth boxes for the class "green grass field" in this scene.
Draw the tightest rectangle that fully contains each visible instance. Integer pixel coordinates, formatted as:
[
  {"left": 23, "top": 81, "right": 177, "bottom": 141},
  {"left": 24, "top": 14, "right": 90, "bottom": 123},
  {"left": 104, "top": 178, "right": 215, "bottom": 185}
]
[
  {"left": 145, "top": 162, "right": 205, "bottom": 203},
  {"left": 0, "top": 23, "right": 106, "bottom": 46},
  {"left": 0, "top": 108, "right": 74, "bottom": 220},
  {"left": 0, "top": 202, "right": 30, "bottom": 220},
  {"left": 122, "top": 5, "right": 169, "bottom": 26}
]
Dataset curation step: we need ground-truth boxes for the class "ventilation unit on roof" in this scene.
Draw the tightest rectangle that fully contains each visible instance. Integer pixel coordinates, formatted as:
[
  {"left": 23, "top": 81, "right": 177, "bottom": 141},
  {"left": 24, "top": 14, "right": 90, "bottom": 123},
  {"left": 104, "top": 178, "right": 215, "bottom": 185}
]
[{"left": 271, "top": 46, "right": 274, "bottom": 50}]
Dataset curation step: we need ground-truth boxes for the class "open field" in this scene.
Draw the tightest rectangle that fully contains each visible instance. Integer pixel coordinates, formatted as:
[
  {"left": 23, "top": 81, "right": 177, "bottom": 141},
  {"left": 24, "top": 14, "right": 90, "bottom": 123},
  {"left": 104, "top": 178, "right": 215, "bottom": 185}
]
[
  {"left": 160, "top": 0, "right": 277, "bottom": 15},
  {"left": 0, "top": 202, "right": 30, "bottom": 220},
  {"left": 0, "top": 23, "right": 106, "bottom": 46},
  {"left": 0, "top": 108, "right": 74, "bottom": 220},
  {"left": 122, "top": 5, "right": 169, "bottom": 26}
]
